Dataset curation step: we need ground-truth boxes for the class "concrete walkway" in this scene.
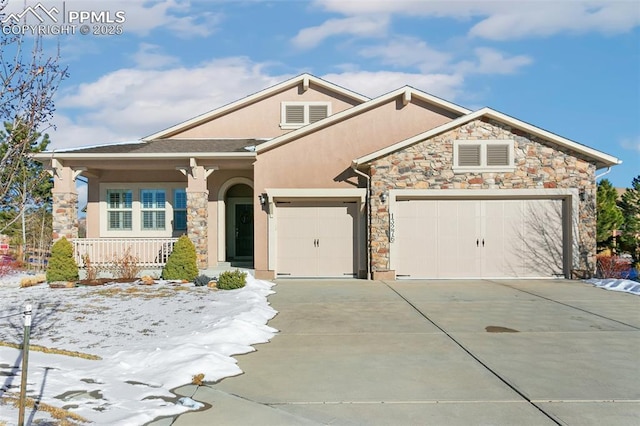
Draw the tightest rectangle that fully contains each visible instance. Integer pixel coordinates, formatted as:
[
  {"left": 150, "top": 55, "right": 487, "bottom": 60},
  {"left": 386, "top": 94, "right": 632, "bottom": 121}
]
[{"left": 163, "top": 279, "right": 640, "bottom": 425}]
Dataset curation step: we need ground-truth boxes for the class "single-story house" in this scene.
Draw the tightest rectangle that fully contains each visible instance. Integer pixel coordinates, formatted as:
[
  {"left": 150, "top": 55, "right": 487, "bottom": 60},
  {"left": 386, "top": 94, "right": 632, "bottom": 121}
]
[{"left": 35, "top": 73, "right": 621, "bottom": 280}]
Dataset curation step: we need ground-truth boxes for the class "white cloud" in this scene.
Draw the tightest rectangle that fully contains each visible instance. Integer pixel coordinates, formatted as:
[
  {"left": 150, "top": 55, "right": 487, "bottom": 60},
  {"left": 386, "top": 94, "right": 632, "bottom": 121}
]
[
  {"left": 131, "top": 43, "right": 179, "bottom": 69},
  {"left": 51, "top": 58, "right": 285, "bottom": 149},
  {"left": 321, "top": 70, "right": 464, "bottom": 100},
  {"left": 456, "top": 47, "right": 532, "bottom": 74},
  {"left": 620, "top": 136, "right": 640, "bottom": 153},
  {"left": 312, "top": 0, "right": 640, "bottom": 40},
  {"left": 292, "top": 15, "right": 389, "bottom": 49},
  {"left": 468, "top": 1, "right": 640, "bottom": 40},
  {"left": 359, "top": 36, "right": 453, "bottom": 73}
]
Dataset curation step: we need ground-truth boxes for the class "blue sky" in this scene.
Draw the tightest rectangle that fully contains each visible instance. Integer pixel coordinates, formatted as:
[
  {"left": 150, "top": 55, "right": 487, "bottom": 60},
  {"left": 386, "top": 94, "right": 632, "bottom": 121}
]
[{"left": 6, "top": 0, "right": 640, "bottom": 187}]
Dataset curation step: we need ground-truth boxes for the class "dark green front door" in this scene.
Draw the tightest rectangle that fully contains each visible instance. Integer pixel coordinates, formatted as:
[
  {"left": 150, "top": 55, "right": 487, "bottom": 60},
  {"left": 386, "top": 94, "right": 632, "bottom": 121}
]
[{"left": 235, "top": 203, "right": 253, "bottom": 258}]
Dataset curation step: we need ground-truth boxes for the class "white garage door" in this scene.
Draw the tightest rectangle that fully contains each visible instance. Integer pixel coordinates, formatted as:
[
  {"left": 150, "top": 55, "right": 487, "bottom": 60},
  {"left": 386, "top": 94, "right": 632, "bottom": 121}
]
[
  {"left": 276, "top": 201, "right": 357, "bottom": 278},
  {"left": 394, "top": 199, "right": 564, "bottom": 279}
]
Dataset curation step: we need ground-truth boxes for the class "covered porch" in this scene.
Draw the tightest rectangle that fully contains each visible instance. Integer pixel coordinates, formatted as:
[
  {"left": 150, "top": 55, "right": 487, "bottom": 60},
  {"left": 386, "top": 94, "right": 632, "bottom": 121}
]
[{"left": 35, "top": 139, "right": 261, "bottom": 271}]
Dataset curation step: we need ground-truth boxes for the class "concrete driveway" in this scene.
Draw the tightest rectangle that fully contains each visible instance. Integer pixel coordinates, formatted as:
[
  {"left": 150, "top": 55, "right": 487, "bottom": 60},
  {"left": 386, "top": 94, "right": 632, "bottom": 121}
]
[{"left": 168, "top": 279, "right": 640, "bottom": 425}]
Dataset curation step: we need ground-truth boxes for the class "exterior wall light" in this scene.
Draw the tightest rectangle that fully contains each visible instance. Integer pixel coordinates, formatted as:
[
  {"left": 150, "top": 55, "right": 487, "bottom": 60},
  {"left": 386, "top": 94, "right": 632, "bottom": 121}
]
[
  {"left": 258, "top": 193, "right": 268, "bottom": 206},
  {"left": 380, "top": 193, "right": 387, "bottom": 203}
]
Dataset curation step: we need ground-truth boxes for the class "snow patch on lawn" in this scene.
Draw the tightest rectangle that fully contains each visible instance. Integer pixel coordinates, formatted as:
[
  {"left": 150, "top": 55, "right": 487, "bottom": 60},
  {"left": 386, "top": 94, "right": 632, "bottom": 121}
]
[
  {"left": 585, "top": 278, "right": 640, "bottom": 295},
  {"left": 0, "top": 271, "right": 278, "bottom": 425}
]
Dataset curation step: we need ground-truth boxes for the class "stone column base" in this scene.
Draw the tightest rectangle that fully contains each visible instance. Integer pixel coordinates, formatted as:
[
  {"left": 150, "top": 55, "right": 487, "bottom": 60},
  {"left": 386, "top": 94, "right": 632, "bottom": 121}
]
[{"left": 372, "top": 270, "right": 396, "bottom": 280}]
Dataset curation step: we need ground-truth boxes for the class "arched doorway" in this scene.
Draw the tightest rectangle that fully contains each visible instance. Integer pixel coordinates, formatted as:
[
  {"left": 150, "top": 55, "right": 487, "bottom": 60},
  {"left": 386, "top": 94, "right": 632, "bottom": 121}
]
[{"left": 225, "top": 183, "right": 254, "bottom": 267}]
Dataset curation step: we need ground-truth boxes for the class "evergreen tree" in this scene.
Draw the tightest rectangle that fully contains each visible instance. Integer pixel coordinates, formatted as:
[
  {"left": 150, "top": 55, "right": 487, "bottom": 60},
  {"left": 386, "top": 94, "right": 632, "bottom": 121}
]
[
  {"left": 619, "top": 175, "right": 640, "bottom": 261},
  {"left": 596, "top": 179, "right": 624, "bottom": 251},
  {"left": 46, "top": 237, "right": 79, "bottom": 282},
  {"left": 161, "top": 235, "right": 199, "bottom": 281}
]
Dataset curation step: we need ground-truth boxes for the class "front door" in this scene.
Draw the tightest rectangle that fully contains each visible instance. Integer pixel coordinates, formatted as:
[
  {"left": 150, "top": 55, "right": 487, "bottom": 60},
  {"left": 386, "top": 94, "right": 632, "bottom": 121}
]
[
  {"left": 227, "top": 198, "right": 253, "bottom": 263},
  {"left": 234, "top": 203, "right": 253, "bottom": 257}
]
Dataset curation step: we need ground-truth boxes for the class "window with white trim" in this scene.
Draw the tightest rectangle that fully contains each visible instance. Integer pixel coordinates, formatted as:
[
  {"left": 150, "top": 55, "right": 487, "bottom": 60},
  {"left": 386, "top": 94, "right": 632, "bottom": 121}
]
[
  {"left": 453, "top": 140, "right": 515, "bottom": 172},
  {"left": 107, "top": 190, "right": 132, "bottom": 230},
  {"left": 280, "top": 102, "right": 331, "bottom": 129},
  {"left": 101, "top": 184, "right": 187, "bottom": 237},
  {"left": 141, "top": 189, "right": 166, "bottom": 230},
  {"left": 173, "top": 189, "right": 187, "bottom": 231}
]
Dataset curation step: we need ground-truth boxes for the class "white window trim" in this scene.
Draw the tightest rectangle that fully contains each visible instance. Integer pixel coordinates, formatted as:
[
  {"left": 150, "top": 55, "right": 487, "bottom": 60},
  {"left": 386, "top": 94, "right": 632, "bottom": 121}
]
[
  {"left": 106, "top": 189, "right": 132, "bottom": 231},
  {"left": 141, "top": 189, "right": 167, "bottom": 231},
  {"left": 100, "top": 183, "right": 185, "bottom": 238},
  {"left": 280, "top": 101, "right": 332, "bottom": 129},
  {"left": 453, "top": 139, "right": 516, "bottom": 173}
]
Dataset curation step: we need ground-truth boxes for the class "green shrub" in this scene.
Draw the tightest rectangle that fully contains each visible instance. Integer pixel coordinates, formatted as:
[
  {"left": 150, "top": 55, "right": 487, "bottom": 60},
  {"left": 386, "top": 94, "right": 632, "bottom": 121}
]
[
  {"left": 217, "top": 269, "right": 247, "bottom": 290},
  {"left": 194, "top": 274, "right": 213, "bottom": 287},
  {"left": 161, "top": 235, "right": 198, "bottom": 281},
  {"left": 46, "top": 237, "right": 79, "bottom": 282}
]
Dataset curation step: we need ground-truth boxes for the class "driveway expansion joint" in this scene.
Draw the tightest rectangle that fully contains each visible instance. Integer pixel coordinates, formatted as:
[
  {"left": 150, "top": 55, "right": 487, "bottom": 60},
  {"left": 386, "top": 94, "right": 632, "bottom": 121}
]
[
  {"left": 489, "top": 280, "right": 640, "bottom": 330},
  {"left": 382, "top": 280, "right": 563, "bottom": 426}
]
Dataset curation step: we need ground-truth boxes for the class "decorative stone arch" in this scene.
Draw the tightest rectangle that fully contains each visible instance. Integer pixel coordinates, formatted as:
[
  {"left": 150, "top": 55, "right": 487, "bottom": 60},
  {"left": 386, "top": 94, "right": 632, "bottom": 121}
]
[{"left": 217, "top": 177, "right": 254, "bottom": 263}]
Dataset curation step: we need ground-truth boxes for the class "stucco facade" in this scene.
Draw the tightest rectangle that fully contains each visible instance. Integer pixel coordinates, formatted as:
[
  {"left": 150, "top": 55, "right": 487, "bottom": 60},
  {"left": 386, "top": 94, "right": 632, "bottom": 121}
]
[{"left": 36, "top": 74, "right": 619, "bottom": 280}]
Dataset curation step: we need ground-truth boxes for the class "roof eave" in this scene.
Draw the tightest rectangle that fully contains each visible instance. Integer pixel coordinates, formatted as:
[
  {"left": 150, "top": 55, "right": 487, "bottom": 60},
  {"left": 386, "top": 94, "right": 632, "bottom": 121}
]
[
  {"left": 32, "top": 152, "right": 257, "bottom": 162},
  {"left": 353, "top": 107, "right": 621, "bottom": 169}
]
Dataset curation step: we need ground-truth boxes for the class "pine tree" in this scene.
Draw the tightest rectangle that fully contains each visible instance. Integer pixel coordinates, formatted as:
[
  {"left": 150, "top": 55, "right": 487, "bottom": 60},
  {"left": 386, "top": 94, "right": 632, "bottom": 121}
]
[
  {"left": 596, "top": 179, "right": 624, "bottom": 251},
  {"left": 161, "top": 235, "right": 199, "bottom": 281},
  {"left": 619, "top": 175, "right": 640, "bottom": 261}
]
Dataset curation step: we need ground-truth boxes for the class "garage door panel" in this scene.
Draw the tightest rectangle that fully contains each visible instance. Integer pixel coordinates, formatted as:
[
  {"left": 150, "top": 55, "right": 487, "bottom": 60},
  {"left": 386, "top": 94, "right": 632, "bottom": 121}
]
[
  {"left": 395, "top": 198, "right": 565, "bottom": 279},
  {"left": 395, "top": 201, "right": 438, "bottom": 278},
  {"left": 522, "top": 200, "right": 564, "bottom": 277}
]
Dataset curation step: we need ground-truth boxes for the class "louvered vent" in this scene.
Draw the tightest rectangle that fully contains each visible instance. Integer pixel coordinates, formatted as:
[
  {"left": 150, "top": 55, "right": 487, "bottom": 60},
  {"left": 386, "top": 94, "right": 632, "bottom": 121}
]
[
  {"left": 309, "top": 105, "right": 328, "bottom": 123},
  {"left": 458, "top": 144, "right": 481, "bottom": 166},
  {"left": 285, "top": 105, "right": 305, "bottom": 124},
  {"left": 486, "top": 144, "right": 509, "bottom": 166}
]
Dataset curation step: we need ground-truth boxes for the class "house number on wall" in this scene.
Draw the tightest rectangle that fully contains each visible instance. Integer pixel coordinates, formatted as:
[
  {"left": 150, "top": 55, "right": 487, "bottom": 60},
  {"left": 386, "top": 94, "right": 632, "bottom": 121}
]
[{"left": 389, "top": 213, "right": 395, "bottom": 243}]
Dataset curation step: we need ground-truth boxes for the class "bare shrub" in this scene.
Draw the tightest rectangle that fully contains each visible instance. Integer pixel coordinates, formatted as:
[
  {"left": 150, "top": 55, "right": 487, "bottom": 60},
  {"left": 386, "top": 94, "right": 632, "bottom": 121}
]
[
  {"left": 82, "top": 253, "right": 101, "bottom": 281},
  {"left": 110, "top": 247, "right": 142, "bottom": 280},
  {"left": 596, "top": 254, "right": 631, "bottom": 279}
]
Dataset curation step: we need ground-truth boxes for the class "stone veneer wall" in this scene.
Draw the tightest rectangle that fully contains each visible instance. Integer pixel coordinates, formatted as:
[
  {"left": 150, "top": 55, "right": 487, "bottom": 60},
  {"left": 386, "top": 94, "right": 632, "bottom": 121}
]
[
  {"left": 369, "top": 118, "right": 597, "bottom": 274},
  {"left": 187, "top": 191, "right": 208, "bottom": 268},
  {"left": 52, "top": 192, "right": 78, "bottom": 240}
]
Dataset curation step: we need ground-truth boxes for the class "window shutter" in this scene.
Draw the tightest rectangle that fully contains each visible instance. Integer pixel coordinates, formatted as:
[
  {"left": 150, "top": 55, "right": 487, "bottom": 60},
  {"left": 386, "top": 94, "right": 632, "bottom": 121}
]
[
  {"left": 309, "top": 105, "right": 328, "bottom": 123},
  {"left": 458, "top": 144, "right": 481, "bottom": 166},
  {"left": 486, "top": 144, "right": 509, "bottom": 166},
  {"left": 285, "top": 105, "right": 304, "bottom": 124}
]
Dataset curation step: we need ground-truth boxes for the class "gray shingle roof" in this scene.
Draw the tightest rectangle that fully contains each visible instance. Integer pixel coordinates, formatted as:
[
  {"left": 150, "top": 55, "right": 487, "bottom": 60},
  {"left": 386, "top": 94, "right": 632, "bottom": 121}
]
[{"left": 60, "top": 139, "right": 266, "bottom": 154}]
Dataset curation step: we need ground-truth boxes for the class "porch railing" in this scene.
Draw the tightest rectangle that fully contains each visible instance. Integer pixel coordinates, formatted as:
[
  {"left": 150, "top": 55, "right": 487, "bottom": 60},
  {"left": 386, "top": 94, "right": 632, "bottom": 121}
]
[{"left": 72, "top": 238, "right": 178, "bottom": 269}]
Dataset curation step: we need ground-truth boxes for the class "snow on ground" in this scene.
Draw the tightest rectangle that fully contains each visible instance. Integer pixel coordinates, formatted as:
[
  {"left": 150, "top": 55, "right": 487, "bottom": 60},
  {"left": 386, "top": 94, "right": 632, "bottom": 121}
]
[
  {"left": 585, "top": 278, "right": 640, "bottom": 295},
  {"left": 0, "top": 271, "right": 278, "bottom": 425}
]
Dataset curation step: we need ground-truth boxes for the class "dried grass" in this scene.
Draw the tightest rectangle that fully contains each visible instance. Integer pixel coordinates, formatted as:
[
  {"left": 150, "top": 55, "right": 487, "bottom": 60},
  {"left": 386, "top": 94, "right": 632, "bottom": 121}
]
[
  {"left": 1, "top": 394, "right": 90, "bottom": 424},
  {"left": 19, "top": 274, "right": 47, "bottom": 288},
  {"left": 0, "top": 341, "right": 101, "bottom": 360},
  {"left": 191, "top": 373, "right": 205, "bottom": 386}
]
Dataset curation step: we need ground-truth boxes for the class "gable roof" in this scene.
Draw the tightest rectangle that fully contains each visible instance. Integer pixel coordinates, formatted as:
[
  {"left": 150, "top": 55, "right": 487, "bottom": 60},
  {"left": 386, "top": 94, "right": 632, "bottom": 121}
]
[
  {"left": 255, "top": 86, "right": 471, "bottom": 154},
  {"left": 143, "top": 73, "right": 371, "bottom": 141},
  {"left": 353, "top": 107, "right": 621, "bottom": 170}
]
